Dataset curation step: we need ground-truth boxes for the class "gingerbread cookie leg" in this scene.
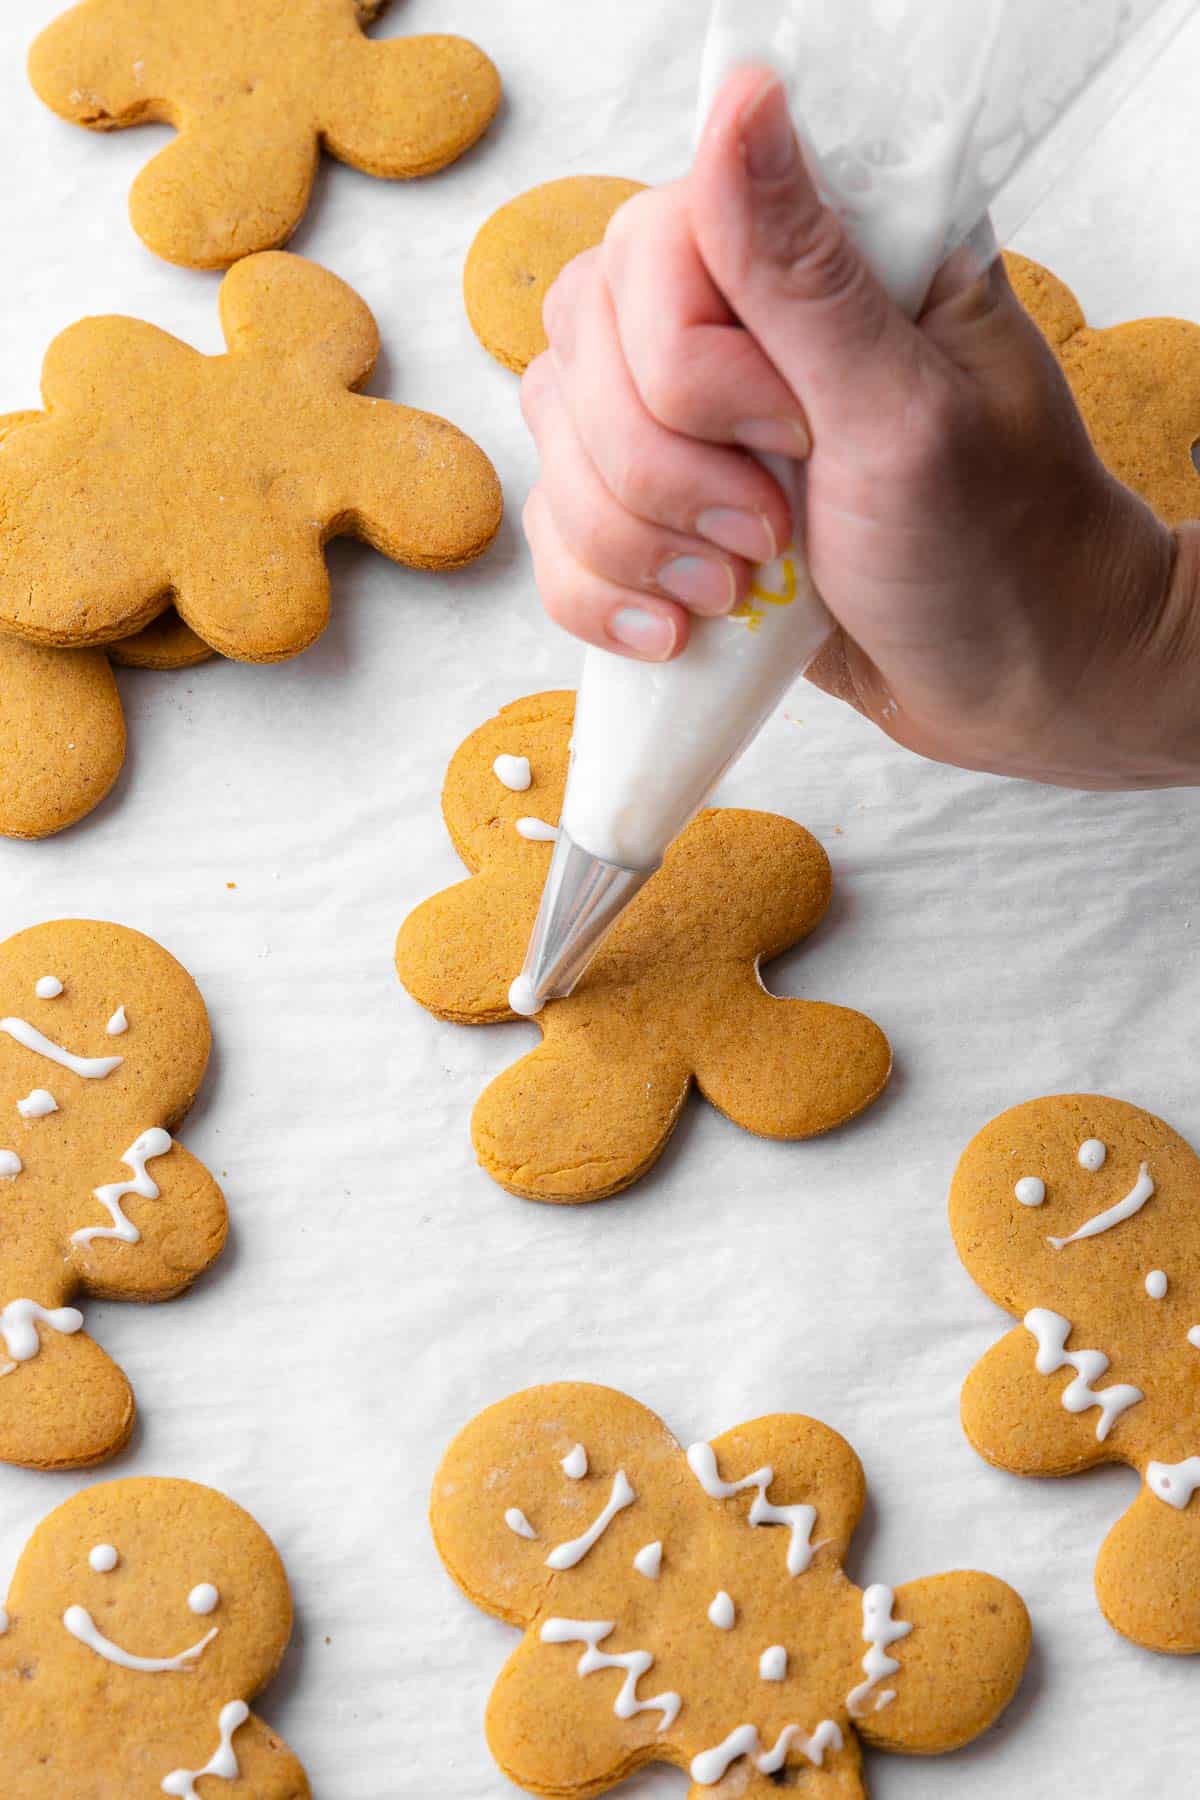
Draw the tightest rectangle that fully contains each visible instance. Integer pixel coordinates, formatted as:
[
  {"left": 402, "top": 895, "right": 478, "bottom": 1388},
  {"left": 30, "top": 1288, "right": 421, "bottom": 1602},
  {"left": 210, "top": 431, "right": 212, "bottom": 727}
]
[
  {"left": 318, "top": 30, "right": 501, "bottom": 179},
  {"left": 1095, "top": 1487, "right": 1200, "bottom": 1653},
  {"left": 109, "top": 609, "right": 213, "bottom": 670},
  {"left": 0, "top": 1265, "right": 134, "bottom": 1470},
  {"left": 0, "top": 635, "right": 126, "bottom": 838}
]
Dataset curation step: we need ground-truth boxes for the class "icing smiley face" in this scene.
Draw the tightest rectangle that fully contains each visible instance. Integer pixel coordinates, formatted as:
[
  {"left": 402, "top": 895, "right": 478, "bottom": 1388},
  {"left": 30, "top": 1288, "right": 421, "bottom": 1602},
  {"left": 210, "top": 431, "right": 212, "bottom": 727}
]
[
  {"left": 0, "top": 1476, "right": 309, "bottom": 1794},
  {"left": 951, "top": 1094, "right": 1200, "bottom": 1652}
]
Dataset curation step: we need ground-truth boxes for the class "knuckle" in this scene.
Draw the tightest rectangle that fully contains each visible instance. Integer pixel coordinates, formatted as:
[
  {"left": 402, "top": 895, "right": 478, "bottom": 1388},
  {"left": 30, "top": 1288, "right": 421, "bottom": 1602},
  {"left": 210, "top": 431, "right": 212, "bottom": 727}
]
[
  {"left": 770, "top": 204, "right": 866, "bottom": 309},
  {"left": 607, "top": 439, "right": 666, "bottom": 516},
  {"left": 519, "top": 353, "right": 554, "bottom": 430},
  {"left": 636, "top": 330, "right": 701, "bottom": 433}
]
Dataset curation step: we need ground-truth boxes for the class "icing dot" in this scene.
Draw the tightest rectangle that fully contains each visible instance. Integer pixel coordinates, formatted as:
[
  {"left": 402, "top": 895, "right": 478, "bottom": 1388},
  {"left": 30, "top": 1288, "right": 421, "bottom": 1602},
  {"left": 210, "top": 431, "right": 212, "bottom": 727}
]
[
  {"left": 1014, "top": 1176, "right": 1045, "bottom": 1208},
  {"left": 16, "top": 1089, "right": 57, "bottom": 1119},
  {"left": 508, "top": 976, "right": 540, "bottom": 1018},
  {"left": 1146, "top": 1270, "right": 1168, "bottom": 1300},
  {"left": 561, "top": 1443, "right": 588, "bottom": 1480},
  {"left": 34, "top": 976, "right": 63, "bottom": 999},
  {"left": 1188, "top": 1327, "right": 1200, "bottom": 1351},
  {"left": 493, "top": 754, "right": 532, "bottom": 792},
  {"left": 633, "top": 1541, "right": 662, "bottom": 1579},
  {"left": 0, "top": 1150, "right": 21, "bottom": 1178},
  {"left": 88, "top": 1544, "right": 119, "bottom": 1573},
  {"left": 504, "top": 1507, "right": 538, "bottom": 1541},
  {"left": 707, "top": 1590, "right": 735, "bottom": 1630},
  {"left": 187, "top": 1583, "right": 219, "bottom": 1616},
  {"left": 105, "top": 1006, "right": 128, "bottom": 1037},
  {"left": 515, "top": 816, "right": 557, "bottom": 842},
  {"left": 1078, "top": 1139, "right": 1107, "bottom": 1172},
  {"left": 759, "top": 1644, "right": 787, "bottom": 1681}
]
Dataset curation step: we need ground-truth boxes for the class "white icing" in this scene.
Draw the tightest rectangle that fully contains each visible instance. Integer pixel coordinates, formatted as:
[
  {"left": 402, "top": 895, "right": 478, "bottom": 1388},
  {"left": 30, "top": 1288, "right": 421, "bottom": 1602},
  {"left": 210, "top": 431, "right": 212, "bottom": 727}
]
[
  {"left": 633, "top": 1541, "right": 662, "bottom": 1579},
  {"left": 1146, "top": 1455, "right": 1200, "bottom": 1510},
  {"left": 707, "top": 1590, "right": 735, "bottom": 1630},
  {"left": 1014, "top": 1176, "right": 1045, "bottom": 1208},
  {"left": 515, "top": 817, "right": 558, "bottom": 842},
  {"left": 0, "top": 1150, "right": 21, "bottom": 1177},
  {"left": 0, "top": 1298, "right": 83, "bottom": 1371},
  {"left": 1078, "top": 1138, "right": 1107, "bottom": 1171},
  {"left": 34, "top": 977, "right": 63, "bottom": 999},
  {"left": 1048, "top": 1162, "right": 1155, "bottom": 1249},
  {"left": 686, "top": 1443, "right": 816, "bottom": 1575},
  {"left": 690, "top": 1720, "right": 843, "bottom": 1785},
  {"left": 759, "top": 1645, "right": 787, "bottom": 1681},
  {"left": 505, "top": 1507, "right": 538, "bottom": 1540},
  {"left": 508, "top": 975, "right": 540, "bottom": 1017},
  {"left": 106, "top": 1006, "right": 128, "bottom": 1037},
  {"left": 88, "top": 1544, "right": 119, "bottom": 1573},
  {"left": 561, "top": 1443, "right": 588, "bottom": 1480},
  {"left": 188, "top": 1583, "right": 219, "bottom": 1616},
  {"left": 17, "top": 1089, "right": 57, "bottom": 1118},
  {"left": 1146, "top": 1270, "right": 1168, "bottom": 1299},
  {"left": 0, "top": 1017, "right": 122, "bottom": 1079},
  {"left": 540, "top": 1618, "right": 680, "bottom": 1730},
  {"left": 63, "top": 1605, "right": 218, "bottom": 1672},
  {"left": 70, "top": 1127, "right": 174, "bottom": 1246},
  {"left": 493, "top": 754, "right": 532, "bottom": 791},
  {"left": 1024, "top": 1308, "right": 1143, "bottom": 1441},
  {"left": 161, "top": 1699, "right": 250, "bottom": 1797},
  {"left": 846, "top": 1584, "right": 911, "bottom": 1715},
  {"left": 545, "top": 1469, "right": 635, "bottom": 1569},
  {"left": 1188, "top": 1327, "right": 1200, "bottom": 1351}
]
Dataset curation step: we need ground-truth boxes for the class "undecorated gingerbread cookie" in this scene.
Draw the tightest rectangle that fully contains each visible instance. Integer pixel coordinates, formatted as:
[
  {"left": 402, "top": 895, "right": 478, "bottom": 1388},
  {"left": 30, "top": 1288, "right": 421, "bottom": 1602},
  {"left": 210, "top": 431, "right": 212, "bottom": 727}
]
[
  {"left": 0, "top": 920, "right": 227, "bottom": 1469},
  {"left": 432, "top": 1383, "right": 1030, "bottom": 1797},
  {"left": 396, "top": 691, "right": 891, "bottom": 1201},
  {"left": 0, "top": 251, "right": 502, "bottom": 662},
  {"left": 0, "top": 1476, "right": 309, "bottom": 1795},
  {"left": 465, "top": 176, "right": 647, "bottom": 372},
  {"left": 951, "top": 1093, "right": 1200, "bottom": 1652},
  {"left": 29, "top": 0, "right": 501, "bottom": 269},
  {"left": 0, "top": 637, "right": 125, "bottom": 839},
  {"left": 109, "top": 610, "right": 213, "bottom": 671},
  {"left": 1007, "top": 252, "right": 1200, "bottom": 524}
]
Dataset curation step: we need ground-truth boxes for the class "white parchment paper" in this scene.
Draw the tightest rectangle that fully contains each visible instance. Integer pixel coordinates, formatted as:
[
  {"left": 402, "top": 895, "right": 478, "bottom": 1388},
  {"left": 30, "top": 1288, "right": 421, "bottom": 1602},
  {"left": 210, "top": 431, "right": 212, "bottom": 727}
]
[{"left": 2, "top": 2, "right": 1200, "bottom": 1793}]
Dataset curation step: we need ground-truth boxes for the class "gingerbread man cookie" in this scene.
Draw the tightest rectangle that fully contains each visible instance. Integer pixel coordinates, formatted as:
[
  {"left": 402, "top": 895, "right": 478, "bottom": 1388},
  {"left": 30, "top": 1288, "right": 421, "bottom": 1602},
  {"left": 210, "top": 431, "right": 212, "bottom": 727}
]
[
  {"left": 1007, "top": 252, "right": 1200, "bottom": 525},
  {"left": 465, "top": 176, "right": 647, "bottom": 373},
  {"left": 29, "top": 0, "right": 501, "bottom": 269},
  {"left": 0, "top": 1476, "right": 308, "bottom": 1796},
  {"left": 396, "top": 691, "right": 891, "bottom": 1201},
  {"left": 432, "top": 1383, "right": 1030, "bottom": 1797},
  {"left": 0, "top": 251, "right": 502, "bottom": 663},
  {"left": 0, "top": 920, "right": 226, "bottom": 1470},
  {"left": 951, "top": 1093, "right": 1200, "bottom": 1653}
]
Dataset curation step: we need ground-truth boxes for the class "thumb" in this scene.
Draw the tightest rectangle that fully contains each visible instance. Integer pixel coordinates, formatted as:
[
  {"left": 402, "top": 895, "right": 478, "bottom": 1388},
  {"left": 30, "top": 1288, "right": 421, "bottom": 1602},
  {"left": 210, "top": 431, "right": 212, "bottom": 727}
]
[{"left": 688, "top": 68, "right": 926, "bottom": 439}]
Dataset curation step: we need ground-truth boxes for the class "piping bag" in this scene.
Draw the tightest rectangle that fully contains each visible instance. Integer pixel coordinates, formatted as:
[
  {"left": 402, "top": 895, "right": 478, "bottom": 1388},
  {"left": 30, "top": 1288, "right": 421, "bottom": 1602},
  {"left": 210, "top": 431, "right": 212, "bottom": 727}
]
[{"left": 510, "top": 0, "right": 1196, "bottom": 1017}]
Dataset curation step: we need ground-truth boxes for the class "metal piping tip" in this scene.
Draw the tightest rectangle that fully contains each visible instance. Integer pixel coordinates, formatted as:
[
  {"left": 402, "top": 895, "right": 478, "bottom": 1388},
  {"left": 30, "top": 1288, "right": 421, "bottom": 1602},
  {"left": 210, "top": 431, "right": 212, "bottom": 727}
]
[{"left": 508, "top": 828, "right": 656, "bottom": 1016}]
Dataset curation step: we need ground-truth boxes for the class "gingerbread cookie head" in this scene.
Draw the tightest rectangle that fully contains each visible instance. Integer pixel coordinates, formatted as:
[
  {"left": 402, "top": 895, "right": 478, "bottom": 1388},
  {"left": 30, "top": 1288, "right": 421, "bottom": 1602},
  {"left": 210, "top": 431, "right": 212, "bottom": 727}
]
[
  {"left": 1006, "top": 252, "right": 1200, "bottom": 526},
  {"left": 465, "top": 176, "right": 647, "bottom": 372},
  {"left": 951, "top": 1093, "right": 1200, "bottom": 1651},
  {"left": 0, "top": 253, "right": 502, "bottom": 662},
  {"left": 0, "top": 920, "right": 227, "bottom": 1469},
  {"left": 397, "top": 691, "right": 891, "bottom": 1202},
  {"left": 1, "top": 1477, "right": 309, "bottom": 1795},
  {"left": 29, "top": 0, "right": 500, "bottom": 269},
  {"left": 432, "top": 1384, "right": 1030, "bottom": 1797}
]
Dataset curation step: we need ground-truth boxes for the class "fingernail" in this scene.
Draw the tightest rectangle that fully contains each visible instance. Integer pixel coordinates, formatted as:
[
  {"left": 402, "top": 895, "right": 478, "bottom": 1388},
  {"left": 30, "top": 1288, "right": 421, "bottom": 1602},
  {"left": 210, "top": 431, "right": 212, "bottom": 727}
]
[
  {"left": 697, "top": 506, "right": 777, "bottom": 564},
  {"left": 733, "top": 417, "right": 811, "bottom": 459},
  {"left": 656, "top": 554, "right": 736, "bottom": 614},
  {"left": 609, "top": 606, "right": 677, "bottom": 659},
  {"left": 741, "top": 78, "right": 797, "bottom": 182}
]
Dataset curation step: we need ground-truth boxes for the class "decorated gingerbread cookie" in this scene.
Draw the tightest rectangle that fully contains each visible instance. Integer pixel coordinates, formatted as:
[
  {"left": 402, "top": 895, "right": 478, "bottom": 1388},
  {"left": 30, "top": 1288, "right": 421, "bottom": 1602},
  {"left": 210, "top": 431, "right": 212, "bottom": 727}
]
[
  {"left": 396, "top": 691, "right": 891, "bottom": 1201},
  {"left": 0, "top": 1476, "right": 309, "bottom": 1794},
  {"left": 29, "top": 0, "right": 501, "bottom": 269},
  {"left": 0, "top": 251, "right": 502, "bottom": 663},
  {"left": 1007, "top": 252, "right": 1200, "bottom": 524},
  {"left": 465, "top": 176, "right": 647, "bottom": 372},
  {"left": 951, "top": 1093, "right": 1200, "bottom": 1653},
  {"left": 432, "top": 1383, "right": 1030, "bottom": 1796},
  {"left": 0, "top": 920, "right": 226, "bottom": 1469}
]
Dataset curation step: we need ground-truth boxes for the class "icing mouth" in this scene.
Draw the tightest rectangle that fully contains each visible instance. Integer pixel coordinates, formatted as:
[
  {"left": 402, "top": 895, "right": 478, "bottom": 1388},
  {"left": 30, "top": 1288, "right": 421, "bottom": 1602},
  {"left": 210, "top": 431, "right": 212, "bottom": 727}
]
[
  {"left": 1047, "top": 1162, "right": 1155, "bottom": 1249},
  {"left": 63, "top": 1604, "right": 218, "bottom": 1672}
]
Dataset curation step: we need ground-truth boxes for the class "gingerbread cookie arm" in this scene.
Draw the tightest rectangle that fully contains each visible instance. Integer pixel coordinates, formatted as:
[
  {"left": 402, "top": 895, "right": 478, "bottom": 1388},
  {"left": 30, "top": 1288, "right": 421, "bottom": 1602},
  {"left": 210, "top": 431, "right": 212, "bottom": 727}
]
[
  {"left": 28, "top": 1, "right": 167, "bottom": 130},
  {"left": 1095, "top": 1486, "right": 1200, "bottom": 1653},
  {"left": 0, "top": 1318, "right": 133, "bottom": 1470},
  {"left": 172, "top": 525, "right": 332, "bottom": 664},
  {"left": 0, "top": 637, "right": 125, "bottom": 839},
  {"left": 317, "top": 31, "right": 500, "bottom": 179},
  {"left": 472, "top": 1034, "right": 692, "bottom": 1202},
  {"left": 196, "top": 1709, "right": 312, "bottom": 1799},
  {"left": 66, "top": 1141, "right": 227, "bottom": 1303},
  {"left": 960, "top": 1326, "right": 1122, "bottom": 1479},
  {"left": 703, "top": 1414, "right": 867, "bottom": 1562},
  {"left": 693, "top": 977, "right": 892, "bottom": 1141},
  {"left": 855, "top": 1572, "right": 1030, "bottom": 1756},
  {"left": 397, "top": 874, "right": 527, "bottom": 1024}
]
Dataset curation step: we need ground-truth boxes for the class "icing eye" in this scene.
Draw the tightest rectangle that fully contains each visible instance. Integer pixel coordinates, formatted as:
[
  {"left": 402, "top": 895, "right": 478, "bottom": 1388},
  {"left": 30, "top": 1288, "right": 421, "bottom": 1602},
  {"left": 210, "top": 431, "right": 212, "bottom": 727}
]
[
  {"left": 1078, "top": 1139, "right": 1107, "bottom": 1172},
  {"left": 187, "top": 1583, "right": 219, "bottom": 1615},
  {"left": 1014, "top": 1177, "right": 1045, "bottom": 1208},
  {"left": 88, "top": 1543, "right": 119, "bottom": 1573}
]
